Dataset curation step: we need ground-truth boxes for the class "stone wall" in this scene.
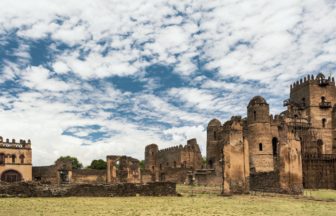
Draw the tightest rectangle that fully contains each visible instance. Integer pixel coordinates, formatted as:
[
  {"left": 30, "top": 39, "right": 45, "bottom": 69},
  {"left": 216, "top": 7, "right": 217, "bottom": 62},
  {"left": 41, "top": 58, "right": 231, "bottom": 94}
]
[
  {"left": 158, "top": 167, "right": 191, "bottom": 184},
  {"left": 0, "top": 181, "right": 176, "bottom": 197},
  {"left": 250, "top": 170, "right": 281, "bottom": 193},
  {"left": 71, "top": 169, "right": 106, "bottom": 184}
]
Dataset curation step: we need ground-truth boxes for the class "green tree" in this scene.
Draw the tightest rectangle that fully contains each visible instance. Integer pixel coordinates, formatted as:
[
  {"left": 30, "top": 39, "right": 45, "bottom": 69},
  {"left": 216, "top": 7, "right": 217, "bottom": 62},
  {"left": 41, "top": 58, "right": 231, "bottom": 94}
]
[
  {"left": 54, "top": 156, "right": 83, "bottom": 169},
  {"left": 140, "top": 160, "right": 145, "bottom": 170},
  {"left": 202, "top": 156, "right": 207, "bottom": 165},
  {"left": 87, "top": 159, "right": 107, "bottom": 170}
]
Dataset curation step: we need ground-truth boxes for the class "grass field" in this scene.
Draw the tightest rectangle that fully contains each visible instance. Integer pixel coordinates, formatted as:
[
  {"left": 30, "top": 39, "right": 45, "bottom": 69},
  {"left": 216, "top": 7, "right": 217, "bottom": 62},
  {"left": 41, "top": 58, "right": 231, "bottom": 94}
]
[{"left": 0, "top": 188, "right": 335, "bottom": 216}]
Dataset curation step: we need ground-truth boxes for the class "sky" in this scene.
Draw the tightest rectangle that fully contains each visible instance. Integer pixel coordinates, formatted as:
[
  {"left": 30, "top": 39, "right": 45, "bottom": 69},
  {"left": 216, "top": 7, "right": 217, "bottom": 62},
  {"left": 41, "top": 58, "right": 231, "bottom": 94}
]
[{"left": 0, "top": 0, "right": 335, "bottom": 166}]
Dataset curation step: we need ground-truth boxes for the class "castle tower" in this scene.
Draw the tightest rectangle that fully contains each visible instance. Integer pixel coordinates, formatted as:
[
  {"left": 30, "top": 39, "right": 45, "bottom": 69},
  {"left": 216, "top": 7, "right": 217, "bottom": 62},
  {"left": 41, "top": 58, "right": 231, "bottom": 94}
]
[
  {"left": 206, "top": 119, "right": 222, "bottom": 170},
  {"left": 145, "top": 144, "right": 158, "bottom": 181},
  {"left": 247, "top": 96, "right": 273, "bottom": 173},
  {"left": 288, "top": 73, "right": 336, "bottom": 154}
]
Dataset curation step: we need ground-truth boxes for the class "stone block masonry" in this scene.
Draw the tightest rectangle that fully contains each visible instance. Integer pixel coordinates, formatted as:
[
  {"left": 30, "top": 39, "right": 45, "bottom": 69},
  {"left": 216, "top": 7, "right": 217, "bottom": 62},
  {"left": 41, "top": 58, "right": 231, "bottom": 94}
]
[{"left": 0, "top": 181, "right": 176, "bottom": 197}]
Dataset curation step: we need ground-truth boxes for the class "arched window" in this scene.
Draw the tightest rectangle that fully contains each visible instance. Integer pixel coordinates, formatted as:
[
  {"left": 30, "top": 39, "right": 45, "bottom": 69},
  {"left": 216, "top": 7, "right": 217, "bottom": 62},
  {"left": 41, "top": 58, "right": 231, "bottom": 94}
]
[
  {"left": 20, "top": 155, "right": 24, "bottom": 164},
  {"left": 321, "top": 97, "right": 325, "bottom": 103},
  {"left": 302, "top": 98, "right": 305, "bottom": 106},
  {"left": 0, "top": 153, "right": 5, "bottom": 165},
  {"left": 253, "top": 111, "right": 256, "bottom": 120},
  {"left": 259, "top": 143, "right": 263, "bottom": 151},
  {"left": 272, "top": 138, "right": 277, "bottom": 156},
  {"left": 1, "top": 170, "right": 21, "bottom": 182},
  {"left": 12, "top": 155, "right": 16, "bottom": 163},
  {"left": 160, "top": 164, "right": 162, "bottom": 170},
  {"left": 322, "top": 118, "right": 326, "bottom": 128},
  {"left": 174, "top": 161, "right": 176, "bottom": 168},
  {"left": 214, "top": 131, "right": 216, "bottom": 140}
]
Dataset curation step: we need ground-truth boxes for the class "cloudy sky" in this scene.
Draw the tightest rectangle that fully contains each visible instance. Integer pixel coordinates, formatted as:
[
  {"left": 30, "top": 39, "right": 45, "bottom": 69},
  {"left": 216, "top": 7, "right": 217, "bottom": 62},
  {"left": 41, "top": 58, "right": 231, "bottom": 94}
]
[{"left": 0, "top": 0, "right": 335, "bottom": 166}]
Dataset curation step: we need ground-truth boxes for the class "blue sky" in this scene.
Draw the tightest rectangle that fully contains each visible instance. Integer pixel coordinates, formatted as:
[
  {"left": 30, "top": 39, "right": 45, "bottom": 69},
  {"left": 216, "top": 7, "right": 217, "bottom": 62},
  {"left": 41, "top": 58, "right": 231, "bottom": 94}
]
[{"left": 1, "top": 0, "right": 335, "bottom": 166}]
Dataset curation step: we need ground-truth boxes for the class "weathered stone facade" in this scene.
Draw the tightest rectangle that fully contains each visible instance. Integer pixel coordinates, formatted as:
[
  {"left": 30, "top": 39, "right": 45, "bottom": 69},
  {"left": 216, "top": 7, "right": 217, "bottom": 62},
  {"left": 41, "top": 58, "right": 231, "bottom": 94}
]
[
  {"left": 143, "top": 138, "right": 203, "bottom": 184},
  {"left": 33, "top": 160, "right": 106, "bottom": 184},
  {"left": 0, "top": 181, "right": 176, "bottom": 197},
  {"left": 206, "top": 73, "right": 336, "bottom": 194},
  {"left": 106, "top": 155, "right": 140, "bottom": 183}
]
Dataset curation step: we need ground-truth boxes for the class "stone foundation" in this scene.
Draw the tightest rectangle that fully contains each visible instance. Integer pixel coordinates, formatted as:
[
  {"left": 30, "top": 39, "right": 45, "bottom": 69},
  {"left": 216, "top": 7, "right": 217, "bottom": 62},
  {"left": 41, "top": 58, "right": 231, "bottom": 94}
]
[{"left": 0, "top": 181, "right": 176, "bottom": 197}]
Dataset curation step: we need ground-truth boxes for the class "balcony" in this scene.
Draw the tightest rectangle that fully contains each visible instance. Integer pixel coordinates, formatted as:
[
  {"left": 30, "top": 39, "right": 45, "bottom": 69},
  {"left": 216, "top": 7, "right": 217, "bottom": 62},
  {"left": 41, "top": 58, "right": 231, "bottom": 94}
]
[
  {"left": 283, "top": 99, "right": 305, "bottom": 110},
  {"left": 319, "top": 102, "right": 331, "bottom": 108},
  {"left": 318, "top": 79, "right": 329, "bottom": 86}
]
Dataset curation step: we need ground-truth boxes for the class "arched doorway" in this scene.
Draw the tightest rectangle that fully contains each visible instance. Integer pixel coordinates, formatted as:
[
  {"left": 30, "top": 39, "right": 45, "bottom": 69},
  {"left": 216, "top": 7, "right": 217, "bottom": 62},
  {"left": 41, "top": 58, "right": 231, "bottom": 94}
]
[
  {"left": 1, "top": 170, "right": 22, "bottom": 182},
  {"left": 272, "top": 137, "right": 278, "bottom": 156},
  {"left": 317, "top": 139, "right": 323, "bottom": 156}
]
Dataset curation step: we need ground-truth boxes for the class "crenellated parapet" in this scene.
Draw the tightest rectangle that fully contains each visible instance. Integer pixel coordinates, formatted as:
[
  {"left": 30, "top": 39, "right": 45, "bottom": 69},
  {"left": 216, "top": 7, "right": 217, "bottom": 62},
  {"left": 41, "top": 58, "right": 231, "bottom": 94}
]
[
  {"left": 291, "top": 74, "right": 336, "bottom": 93},
  {"left": 157, "top": 141, "right": 201, "bottom": 155},
  {"left": 0, "top": 136, "right": 31, "bottom": 144},
  {"left": 269, "top": 114, "right": 284, "bottom": 126}
]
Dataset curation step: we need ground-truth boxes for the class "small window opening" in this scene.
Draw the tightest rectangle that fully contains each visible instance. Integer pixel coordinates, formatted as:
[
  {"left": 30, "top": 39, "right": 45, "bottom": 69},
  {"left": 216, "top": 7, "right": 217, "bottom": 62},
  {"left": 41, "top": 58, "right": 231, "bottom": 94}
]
[
  {"left": 152, "top": 166, "right": 154, "bottom": 171},
  {"left": 259, "top": 143, "right": 263, "bottom": 151},
  {"left": 166, "top": 163, "right": 169, "bottom": 166},
  {"left": 253, "top": 111, "right": 256, "bottom": 120},
  {"left": 0, "top": 154, "right": 4, "bottom": 165},
  {"left": 20, "top": 155, "right": 24, "bottom": 164},
  {"left": 322, "top": 118, "right": 326, "bottom": 128},
  {"left": 174, "top": 161, "right": 176, "bottom": 168},
  {"left": 294, "top": 115, "right": 298, "bottom": 119},
  {"left": 302, "top": 98, "right": 306, "bottom": 106},
  {"left": 214, "top": 131, "right": 216, "bottom": 140},
  {"left": 160, "top": 164, "right": 162, "bottom": 170},
  {"left": 208, "top": 160, "right": 213, "bottom": 169},
  {"left": 12, "top": 155, "right": 15, "bottom": 163},
  {"left": 317, "top": 139, "right": 323, "bottom": 155},
  {"left": 221, "top": 149, "right": 223, "bottom": 154},
  {"left": 272, "top": 138, "right": 277, "bottom": 156},
  {"left": 152, "top": 152, "right": 154, "bottom": 155}
]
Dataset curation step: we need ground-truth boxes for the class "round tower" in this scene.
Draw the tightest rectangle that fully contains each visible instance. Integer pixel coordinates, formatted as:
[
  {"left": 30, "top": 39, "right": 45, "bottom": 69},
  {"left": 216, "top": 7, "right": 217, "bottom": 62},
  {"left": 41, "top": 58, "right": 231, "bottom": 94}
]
[
  {"left": 145, "top": 144, "right": 158, "bottom": 171},
  {"left": 247, "top": 96, "right": 272, "bottom": 173},
  {"left": 206, "top": 119, "right": 222, "bottom": 169}
]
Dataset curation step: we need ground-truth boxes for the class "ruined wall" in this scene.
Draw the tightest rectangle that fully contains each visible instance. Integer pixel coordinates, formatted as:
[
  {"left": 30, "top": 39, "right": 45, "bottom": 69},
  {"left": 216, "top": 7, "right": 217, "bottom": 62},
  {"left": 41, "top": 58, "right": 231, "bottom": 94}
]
[
  {"left": 71, "top": 169, "right": 106, "bottom": 184},
  {"left": 32, "top": 160, "right": 72, "bottom": 183},
  {"left": 158, "top": 167, "right": 191, "bottom": 184},
  {"left": 0, "top": 181, "right": 176, "bottom": 197},
  {"left": 106, "top": 155, "right": 140, "bottom": 183}
]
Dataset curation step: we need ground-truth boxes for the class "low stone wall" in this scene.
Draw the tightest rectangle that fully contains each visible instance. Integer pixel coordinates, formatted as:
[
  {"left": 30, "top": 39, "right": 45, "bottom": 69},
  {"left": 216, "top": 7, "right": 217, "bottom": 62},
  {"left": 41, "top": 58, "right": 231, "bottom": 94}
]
[{"left": 0, "top": 181, "right": 176, "bottom": 197}]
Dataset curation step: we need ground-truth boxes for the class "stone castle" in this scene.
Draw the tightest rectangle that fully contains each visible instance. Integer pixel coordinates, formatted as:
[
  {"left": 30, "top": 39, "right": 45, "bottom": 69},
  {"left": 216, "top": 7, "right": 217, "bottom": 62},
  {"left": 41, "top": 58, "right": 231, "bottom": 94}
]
[
  {"left": 141, "top": 73, "right": 336, "bottom": 193},
  {"left": 1, "top": 73, "right": 336, "bottom": 194}
]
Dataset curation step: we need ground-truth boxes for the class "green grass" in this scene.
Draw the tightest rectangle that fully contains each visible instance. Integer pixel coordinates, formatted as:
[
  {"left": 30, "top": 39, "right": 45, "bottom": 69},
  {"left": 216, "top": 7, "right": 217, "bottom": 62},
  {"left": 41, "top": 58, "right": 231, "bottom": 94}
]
[{"left": 0, "top": 190, "right": 335, "bottom": 215}]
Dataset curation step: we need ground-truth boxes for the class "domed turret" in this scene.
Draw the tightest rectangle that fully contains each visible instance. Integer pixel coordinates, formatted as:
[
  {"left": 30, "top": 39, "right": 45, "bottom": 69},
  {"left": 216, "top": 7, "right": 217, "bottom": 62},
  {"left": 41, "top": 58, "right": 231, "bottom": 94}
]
[
  {"left": 247, "top": 96, "right": 272, "bottom": 173},
  {"left": 208, "top": 119, "right": 221, "bottom": 127},
  {"left": 247, "top": 96, "right": 269, "bottom": 125}
]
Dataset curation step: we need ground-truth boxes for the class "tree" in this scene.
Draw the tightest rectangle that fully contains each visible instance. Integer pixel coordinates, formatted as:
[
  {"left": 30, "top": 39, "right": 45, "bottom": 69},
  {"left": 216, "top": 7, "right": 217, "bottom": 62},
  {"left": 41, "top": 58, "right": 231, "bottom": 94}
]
[
  {"left": 139, "top": 160, "right": 145, "bottom": 170},
  {"left": 87, "top": 159, "right": 107, "bottom": 170},
  {"left": 54, "top": 156, "right": 83, "bottom": 169},
  {"left": 202, "top": 156, "right": 207, "bottom": 165}
]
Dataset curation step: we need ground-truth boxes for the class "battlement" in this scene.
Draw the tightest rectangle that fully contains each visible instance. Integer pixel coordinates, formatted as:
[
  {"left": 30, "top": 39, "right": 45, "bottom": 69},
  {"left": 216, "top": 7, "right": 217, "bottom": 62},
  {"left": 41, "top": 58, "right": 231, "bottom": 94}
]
[
  {"left": 158, "top": 140, "right": 200, "bottom": 155},
  {"left": 269, "top": 114, "right": 284, "bottom": 125},
  {"left": 290, "top": 74, "right": 336, "bottom": 93},
  {"left": 0, "top": 136, "right": 31, "bottom": 144}
]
